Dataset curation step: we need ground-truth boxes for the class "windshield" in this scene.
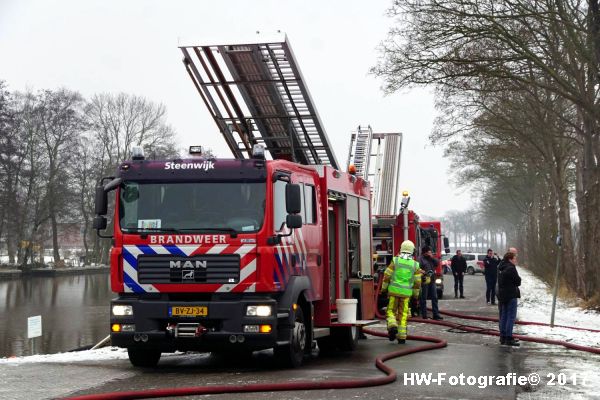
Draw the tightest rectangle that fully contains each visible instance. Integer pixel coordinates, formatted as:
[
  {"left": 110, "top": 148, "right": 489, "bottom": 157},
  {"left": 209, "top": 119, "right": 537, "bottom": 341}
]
[
  {"left": 119, "top": 181, "right": 266, "bottom": 233},
  {"left": 420, "top": 228, "right": 438, "bottom": 255}
]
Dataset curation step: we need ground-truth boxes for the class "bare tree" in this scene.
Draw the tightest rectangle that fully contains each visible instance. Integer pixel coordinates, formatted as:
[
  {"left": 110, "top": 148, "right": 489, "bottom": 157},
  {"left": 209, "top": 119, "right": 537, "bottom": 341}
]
[
  {"left": 34, "top": 89, "right": 86, "bottom": 264},
  {"left": 373, "top": 0, "right": 600, "bottom": 301},
  {"left": 86, "top": 93, "right": 178, "bottom": 169},
  {"left": 85, "top": 93, "right": 179, "bottom": 263},
  {"left": 72, "top": 135, "right": 96, "bottom": 263}
]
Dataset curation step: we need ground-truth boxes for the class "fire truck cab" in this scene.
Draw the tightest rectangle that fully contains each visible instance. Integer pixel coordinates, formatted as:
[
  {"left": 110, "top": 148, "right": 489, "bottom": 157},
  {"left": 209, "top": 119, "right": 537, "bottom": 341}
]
[
  {"left": 419, "top": 220, "right": 450, "bottom": 298},
  {"left": 94, "top": 152, "right": 375, "bottom": 368}
]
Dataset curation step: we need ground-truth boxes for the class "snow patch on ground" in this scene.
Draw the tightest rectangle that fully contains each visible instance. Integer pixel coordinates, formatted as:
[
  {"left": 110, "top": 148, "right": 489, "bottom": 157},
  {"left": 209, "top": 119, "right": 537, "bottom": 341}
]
[
  {"left": 517, "top": 268, "right": 600, "bottom": 400},
  {"left": 0, "top": 347, "right": 130, "bottom": 364},
  {"left": 517, "top": 268, "right": 600, "bottom": 348},
  {"left": 0, "top": 347, "right": 195, "bottom": 366}
]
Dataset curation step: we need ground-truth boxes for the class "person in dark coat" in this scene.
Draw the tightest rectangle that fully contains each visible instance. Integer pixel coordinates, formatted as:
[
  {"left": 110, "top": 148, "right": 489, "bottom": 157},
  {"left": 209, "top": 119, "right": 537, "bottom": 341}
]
[
  {"left": 483, "top": 249, "right": 500, "bottom": 305},
  {"left": 417, "top": 246, "right": 443, "bottom": 320},
  {"left": 497, "top": 251, "right": 521, "bottom": 346},
  {"left": 450, "top": 250, "right": 467, "bottom": 298}
]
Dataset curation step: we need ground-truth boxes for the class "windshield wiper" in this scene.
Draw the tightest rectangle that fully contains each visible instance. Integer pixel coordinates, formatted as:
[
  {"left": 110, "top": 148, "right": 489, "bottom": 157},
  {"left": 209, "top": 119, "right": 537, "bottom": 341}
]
[
  {"left": 183, "top": 227, "right": 239, "bottom": 238},
  {"left": 123, "top": 226, "right": 239, "bottom": 238},
  {"left": 123, "top": 227, "right": 180, "bottom": 233}
]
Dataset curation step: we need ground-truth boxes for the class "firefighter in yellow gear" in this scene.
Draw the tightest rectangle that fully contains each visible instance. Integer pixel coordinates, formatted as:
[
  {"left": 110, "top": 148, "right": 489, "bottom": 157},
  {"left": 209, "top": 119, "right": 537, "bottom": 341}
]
[{"left": 381, "top": 240, "right": 423, "bottom": 343}]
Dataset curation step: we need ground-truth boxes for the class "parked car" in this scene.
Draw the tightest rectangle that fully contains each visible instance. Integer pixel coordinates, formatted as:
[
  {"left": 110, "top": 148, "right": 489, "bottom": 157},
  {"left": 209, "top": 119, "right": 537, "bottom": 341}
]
[{"left": 463, "top": 253, "right": 486, "bottom": 275}]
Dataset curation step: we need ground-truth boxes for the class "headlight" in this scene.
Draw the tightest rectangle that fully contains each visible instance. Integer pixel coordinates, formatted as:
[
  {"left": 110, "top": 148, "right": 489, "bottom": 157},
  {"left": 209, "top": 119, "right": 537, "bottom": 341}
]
[
  {"left": 246, "top": 305, "right": 272, "bottom": 317},
  {"left": 112, "top": 305, "right": 133, "bottom": 316},
  {"left": 435, "top": 278, "right": 442, "bottom": 284}
]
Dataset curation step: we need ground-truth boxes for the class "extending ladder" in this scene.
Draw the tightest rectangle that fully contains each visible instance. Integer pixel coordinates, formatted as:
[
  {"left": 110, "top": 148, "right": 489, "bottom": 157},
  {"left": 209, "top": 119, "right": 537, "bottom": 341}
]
[
  {"left": 347, "top": 128, "right": 403, "bottom": 215},
  {"left": 180, "top": 36, "right": 339, "bottom": 168}
]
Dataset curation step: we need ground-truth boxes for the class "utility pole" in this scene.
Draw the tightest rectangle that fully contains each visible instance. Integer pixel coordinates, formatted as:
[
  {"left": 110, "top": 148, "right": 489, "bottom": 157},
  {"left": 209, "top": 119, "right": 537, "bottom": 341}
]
[{"left": 550, "top": 233, "right": 562, "bottom": 327}]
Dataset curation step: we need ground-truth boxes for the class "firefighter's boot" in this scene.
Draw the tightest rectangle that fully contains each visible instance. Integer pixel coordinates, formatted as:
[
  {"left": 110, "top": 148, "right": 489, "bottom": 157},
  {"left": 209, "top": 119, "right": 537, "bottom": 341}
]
[{"left": 388, "top": 327, "right": 398, "bottom": 341}]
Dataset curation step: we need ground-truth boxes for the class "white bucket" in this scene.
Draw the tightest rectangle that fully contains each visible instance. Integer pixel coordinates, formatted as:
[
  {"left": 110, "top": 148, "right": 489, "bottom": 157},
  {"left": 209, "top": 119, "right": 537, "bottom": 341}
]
[{"left": 336, "top": 298, "right": 358, "bottom": 324}]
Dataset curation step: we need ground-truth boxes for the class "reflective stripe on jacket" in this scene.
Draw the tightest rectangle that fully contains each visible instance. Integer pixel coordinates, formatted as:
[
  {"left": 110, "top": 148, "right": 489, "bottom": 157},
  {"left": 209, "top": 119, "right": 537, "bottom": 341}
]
[
  {"left": 413, "top": 269, "right": 423, "bottom": 290},
  {"left": 388, "top": 256, "right": 418, "bottom": 297}
]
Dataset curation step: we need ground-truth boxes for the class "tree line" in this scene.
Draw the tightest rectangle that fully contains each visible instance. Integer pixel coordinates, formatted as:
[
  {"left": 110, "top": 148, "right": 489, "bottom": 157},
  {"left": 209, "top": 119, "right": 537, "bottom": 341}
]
[
  {"left": 373, "top": 0, "right": 600, "bottom": 306},
  {"left": 0, "top": 81, "right": 178, "bottom": 267},
  {"left": 437, "top": 210, "right": 508, "bottom": 253}
]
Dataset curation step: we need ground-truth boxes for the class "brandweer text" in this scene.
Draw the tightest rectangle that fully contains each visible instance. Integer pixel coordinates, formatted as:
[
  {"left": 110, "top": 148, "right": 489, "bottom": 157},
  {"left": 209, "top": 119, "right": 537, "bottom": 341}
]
[{"left": 149, "top": 235, "right": 227, "bottom": 244}]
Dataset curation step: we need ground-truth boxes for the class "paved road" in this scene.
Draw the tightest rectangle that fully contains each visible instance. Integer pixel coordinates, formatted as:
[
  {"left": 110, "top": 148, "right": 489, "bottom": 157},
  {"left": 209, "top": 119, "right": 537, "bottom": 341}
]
[{"left": 2, "top": 274, "right": 599, "bottom": 399}]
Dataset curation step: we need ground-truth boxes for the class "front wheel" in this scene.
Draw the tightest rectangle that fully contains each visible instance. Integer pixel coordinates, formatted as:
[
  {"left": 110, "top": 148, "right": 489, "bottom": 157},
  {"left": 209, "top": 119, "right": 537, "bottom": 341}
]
[
  {"left": 437, "top": 289, "right": 443, "bottom": 299},
  {"left": 274, "top": 305, "right": 307, "bottom": 368},
  {"left": 127, "top": 348, "right": 161, "bottom": 368},
  {"left": 467, "top": 267, "right": 475, "bottom": 275}
]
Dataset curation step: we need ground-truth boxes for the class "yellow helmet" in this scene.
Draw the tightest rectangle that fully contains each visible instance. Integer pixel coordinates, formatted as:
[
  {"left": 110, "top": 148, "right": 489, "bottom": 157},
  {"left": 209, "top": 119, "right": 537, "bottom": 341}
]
[{"left": 400, "top": 240, "right": 415, "bottom": 254}]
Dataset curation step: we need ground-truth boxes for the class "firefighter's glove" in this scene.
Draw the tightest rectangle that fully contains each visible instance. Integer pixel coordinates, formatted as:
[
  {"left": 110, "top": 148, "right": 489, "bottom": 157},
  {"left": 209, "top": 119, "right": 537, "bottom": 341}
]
[{"left": 425, "top": 270, "right": 434, "bottom": 285}]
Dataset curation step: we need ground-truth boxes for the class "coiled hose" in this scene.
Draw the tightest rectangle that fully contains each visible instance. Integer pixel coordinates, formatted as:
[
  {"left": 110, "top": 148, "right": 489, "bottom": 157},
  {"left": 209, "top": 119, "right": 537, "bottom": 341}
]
[
  {"left": 66, "top": 274, "right": 600, "bottom": 399},
  {"left": 66, "top": 332, "right": 447, "bottom": 400}
]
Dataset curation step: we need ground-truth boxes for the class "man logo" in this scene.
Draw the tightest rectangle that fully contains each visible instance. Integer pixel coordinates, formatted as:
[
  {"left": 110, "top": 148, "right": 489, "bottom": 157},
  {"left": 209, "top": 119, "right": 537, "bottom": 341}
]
[
  {"left": 182, "top": 270, "right": 194, "bottom": 280},
  {"left": 170, "top": 260, "right": 208, "bottom": 269}
]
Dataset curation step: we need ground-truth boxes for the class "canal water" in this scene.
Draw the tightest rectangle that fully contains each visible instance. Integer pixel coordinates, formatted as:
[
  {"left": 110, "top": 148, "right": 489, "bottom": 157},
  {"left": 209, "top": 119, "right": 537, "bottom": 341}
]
[{"left": 0, "top": 273, "right": 112, "bottom": 358}]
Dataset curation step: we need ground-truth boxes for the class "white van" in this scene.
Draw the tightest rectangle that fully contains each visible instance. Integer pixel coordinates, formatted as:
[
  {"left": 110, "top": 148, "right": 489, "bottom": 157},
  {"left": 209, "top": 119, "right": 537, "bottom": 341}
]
[{"left": 462, "top": 253, "right": 486, "bottom": 275}]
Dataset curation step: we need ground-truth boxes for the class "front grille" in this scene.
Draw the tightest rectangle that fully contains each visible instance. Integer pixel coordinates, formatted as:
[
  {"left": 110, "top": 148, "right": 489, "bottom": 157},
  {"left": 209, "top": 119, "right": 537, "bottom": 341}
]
[{"left": 137, "top": 254, "right": 240, "bottom": 284}]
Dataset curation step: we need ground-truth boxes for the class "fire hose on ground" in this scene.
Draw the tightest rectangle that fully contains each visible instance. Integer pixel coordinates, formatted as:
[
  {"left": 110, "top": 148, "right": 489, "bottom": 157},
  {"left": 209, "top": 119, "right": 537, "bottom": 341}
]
[
  {"left": 436, "top": 308, "right": 600, "bottom": 333},
  {"left": 66, "top": 331, "right": 447, "bottom": 400},
  {"left": 66, "top": 278, "right": 600, "bottom": 400},
  {"left": 427, "top": 309, "right": 600, "bottom": 354}
]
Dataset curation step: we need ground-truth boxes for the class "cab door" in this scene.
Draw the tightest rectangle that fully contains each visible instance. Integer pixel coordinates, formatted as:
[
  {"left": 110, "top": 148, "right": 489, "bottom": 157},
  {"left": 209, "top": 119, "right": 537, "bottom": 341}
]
[
  {"left": 327, "top": 199, "right": 347, "bottom": 304},
  {"left": 289, "top": 172, "right": 323, "bottom": 301}
]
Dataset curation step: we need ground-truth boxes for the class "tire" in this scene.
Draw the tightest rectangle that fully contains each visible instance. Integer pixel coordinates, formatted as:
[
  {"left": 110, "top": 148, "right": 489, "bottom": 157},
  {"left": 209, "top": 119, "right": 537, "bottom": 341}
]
[
  {"left": 437, "top": 289, "right": 443, "bottom": 299},
  {"left": 317, "top": 326, "right": 359, "bottom": 354},
  {"left": 274, "top": 305, "right": 307, "bottom": 368},
  {"left": 127, "top": 348, "right": 161, "bottom": 368},
  {"left": 316, "top": 335, "right": 337, "bottom": 355},
  {"left": 334, "top": 326, "right": 359, "bottom": 352},
  {"left": 467, "top": 267, "right": 475, "bottom": 275}
]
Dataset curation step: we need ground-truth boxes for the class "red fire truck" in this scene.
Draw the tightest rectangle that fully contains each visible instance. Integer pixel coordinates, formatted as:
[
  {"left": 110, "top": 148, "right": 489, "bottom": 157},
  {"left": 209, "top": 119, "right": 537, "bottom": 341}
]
[
  {"left": 93, "top": 38, "right": 376, "bottom": 368},
  {"left": 94, "top": 150, "right": 375, "bottom": 368},
  {"left": 373, "top": 194, "right": 449, "bottom": 303}
]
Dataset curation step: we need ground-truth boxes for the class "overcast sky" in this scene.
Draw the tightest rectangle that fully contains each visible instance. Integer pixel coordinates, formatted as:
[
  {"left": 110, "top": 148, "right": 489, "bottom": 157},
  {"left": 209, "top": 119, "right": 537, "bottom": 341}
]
[{"left": 0, "top": 0, "right": 473, "bottom": 217}]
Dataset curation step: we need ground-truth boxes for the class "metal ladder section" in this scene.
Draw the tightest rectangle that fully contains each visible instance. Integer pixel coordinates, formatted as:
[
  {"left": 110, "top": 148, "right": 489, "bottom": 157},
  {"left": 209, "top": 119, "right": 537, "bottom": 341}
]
[
  {"left": 346, "top": 125, "right": 373, "bottom": 180},
  {"left": 375, "top": 132, "right": 402, "bottom": 215},
  {"left": 347, "top": 129, "right": 402, "bottom": 215},
  {"left": 180, "top": 38, "right": 339, "bottom": 168}
]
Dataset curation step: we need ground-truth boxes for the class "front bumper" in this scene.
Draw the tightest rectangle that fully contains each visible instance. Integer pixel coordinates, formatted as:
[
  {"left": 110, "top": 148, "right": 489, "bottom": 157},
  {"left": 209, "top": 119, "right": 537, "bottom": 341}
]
[{"left": 110, "top": 297, "right": 282, "bottom": 352}]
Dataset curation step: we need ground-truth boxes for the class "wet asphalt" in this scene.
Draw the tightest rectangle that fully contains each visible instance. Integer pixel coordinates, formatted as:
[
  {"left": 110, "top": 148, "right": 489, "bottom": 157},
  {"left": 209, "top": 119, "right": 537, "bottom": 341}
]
[{"left": 2, "top": 273, "right": 599, "bottom": 400}]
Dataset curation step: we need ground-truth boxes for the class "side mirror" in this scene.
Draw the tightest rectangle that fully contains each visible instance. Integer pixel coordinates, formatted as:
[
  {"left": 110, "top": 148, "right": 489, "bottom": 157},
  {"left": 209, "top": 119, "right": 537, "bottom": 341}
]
[
  {"left": 93, "top": 216, "right": 107, "bottom": 230},
  {"left": 285, "top": 184, "right": 302, "bottom": 214},
  {"left": 443, "top": 237, "right": 450, "bottom": 253},
  {"left": 286, "top": 214, "right": 302, "bottom": 229},
  {"left": 95, "top": 186, "right": 107, "bottom": 215},
  {"left": 93, "top": 177, "right": 121, "bottom": 239}
]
